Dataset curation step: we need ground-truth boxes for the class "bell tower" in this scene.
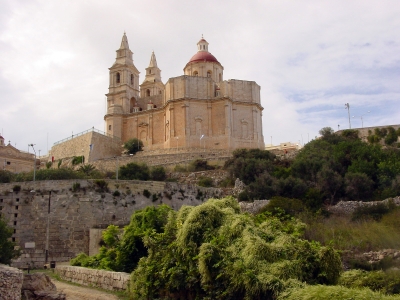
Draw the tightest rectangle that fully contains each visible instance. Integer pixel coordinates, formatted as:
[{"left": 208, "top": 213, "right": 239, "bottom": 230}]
[
  {"left": 140, "top": 52, "right": 164, "bottom": 98},
  {"left": 105, "top": 33, "right": 140, "bottom": 139}
]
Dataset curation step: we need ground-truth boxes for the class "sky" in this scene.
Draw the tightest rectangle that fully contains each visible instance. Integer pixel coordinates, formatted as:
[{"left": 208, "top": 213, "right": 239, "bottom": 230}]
[{"left": 0, "top": 0, "right": 399, "bottom": 155}]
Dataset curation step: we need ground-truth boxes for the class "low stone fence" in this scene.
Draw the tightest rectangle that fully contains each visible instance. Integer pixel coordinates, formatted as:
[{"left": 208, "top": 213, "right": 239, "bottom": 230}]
[
  {"left": 328, "top": 196, "right": 400, "bottom": 215},
  {"left": 0, "top": 264, "right": 23, "bottom": 300},
  {"left": 55, "top": 265, "right": 130, "bottom": 291},
  {"left": 239, "top": 200, "right": 270, "bottom": 214}
]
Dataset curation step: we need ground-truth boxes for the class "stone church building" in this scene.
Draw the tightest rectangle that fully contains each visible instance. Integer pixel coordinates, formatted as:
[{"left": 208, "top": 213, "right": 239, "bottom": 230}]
[{"left": 104, "top": 33, "right": 264, "bottom": 151}]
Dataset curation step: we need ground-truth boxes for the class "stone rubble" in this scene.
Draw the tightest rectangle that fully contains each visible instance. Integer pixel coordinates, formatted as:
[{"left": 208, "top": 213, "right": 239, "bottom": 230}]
[{"left": 0, "top": 264, "right": 23, "bottom": 300}]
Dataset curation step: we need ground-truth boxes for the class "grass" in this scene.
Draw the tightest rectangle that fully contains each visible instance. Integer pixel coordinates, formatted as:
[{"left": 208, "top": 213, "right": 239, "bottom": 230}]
[
  {"left": 303, "top": 209, "right": 400, "bottom": 252},
  {"left": 24, "top": 268, "right": 129, "bottom": 300}
]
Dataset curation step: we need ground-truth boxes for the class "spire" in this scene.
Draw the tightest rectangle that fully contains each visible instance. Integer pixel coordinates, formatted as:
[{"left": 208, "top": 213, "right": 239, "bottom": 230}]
[
  {"left": 119, "top": 32, "right": 130, "bottom": 50},
  {"left": 148, "top": 51, "right": 158, "bottom": 68}
]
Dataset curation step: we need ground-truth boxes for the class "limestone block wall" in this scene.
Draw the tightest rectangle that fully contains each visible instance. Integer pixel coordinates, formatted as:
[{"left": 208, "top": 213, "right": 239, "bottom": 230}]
[
  {"left": 50, "top": 131, "right": 121, "bottom": 163},
  {"left": 55, "top": 265, "right": 130, "bottom": 291},
  {"left": 0, "top": 180, "right": 222, "bottom": 268},
  {"left": 90, "top": 148, "right": 232, "bottom": 173},
  {"left": 0, "top": 264, "right": 23, "bottom": 300},
  {"left": 220, "top": 80, "right": 261, "bottom": 104}
]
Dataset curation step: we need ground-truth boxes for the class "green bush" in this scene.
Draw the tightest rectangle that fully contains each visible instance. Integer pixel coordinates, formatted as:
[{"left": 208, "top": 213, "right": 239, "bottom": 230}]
[
  {"left": 197, "top": 176, "right": 213, "bottom": 187},
  {"left": 259, "top": 196, "right": 307, "bottom": 217},
  {"left": 119, "top": 163, "right": 150, "bottom": 181},
  {"left": 0, "top": 170, "right": 13, "bottom": 183},
  {"left": 0, "top": 215, "right": 20, "bottom": 264},
  {"left": 14, "top": 168, "right": 83, "bottom": 182},
  {"left": 143, "top": 189, "right": 151, "bottom": 198},
  {"left": 72, "top": 156, "right": 84, "bottom": 165},
  {"left": 339, "top": 269, "right": 400, "bottom": 295},
  {"left": 189, "top": 159, "right": 215, "bottom": 172},
  {"left": 150, "top": 166, "right": 166, "bottom": 181},
  {"left": 45, "top": 161, "right": 52, "bottom": 169},
  {"left": 12, "top": 185, "right": 21, "bottom": 193},
  {"left": 280, "top": 284, "right": 400, "bottom": 300},
  {"left": 123, "top": 138, "right": 143, "bottom": 155},
  {"left": 129, "top": 197, "right": 341, "bottom": 299},
  {"left": 94, "top": 180, "right": 109, "bottom": 192},
  {"left": 352, "top": 201, "right": 395, "bottom": 221},
  {"left": 113, "top": 190, "right": 120, "bottom": 197}
]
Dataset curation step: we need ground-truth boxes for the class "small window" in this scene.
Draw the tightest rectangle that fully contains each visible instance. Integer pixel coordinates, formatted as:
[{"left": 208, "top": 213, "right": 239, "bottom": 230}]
[
  {"left": 0, "top": 199, "right": 3, "bottom": 203},
  {"left": 159, "top": 90, "right": 162, "bottom": 94},
  {"left": 14, "top": 221, "right": 17, "bottom": 226},
  {"left": 109, "top": 125, "right": 112, "bottom": 130},
  {"left": 15, "top": 206, "right": 18, "bottom": 210},
  {"left": 13, "top": 229, "right": 16, "bottom": 234},
  {"left": 207, "top": 71, "right": 212, "bottom": 78},
  {"left": 219, "top": 73, "right": 222, "bottom": 82},
  {"left": 116, "top": 72, "right": 120, "bottom": 84},
  {"left": 146, "top": 89, "right": 150, "bottom": 97},
  {"left": 12, "top": 237, "right": 15, "bottom": 242},
  {"left": 130, "top": 74, "right": 134, "bottom": 85},
  {"left": 14, "top": 213, "right": 18, "bottom": 218},
  {"left": 193, "top": 71, "right": 198, "bottom": 76},
  {"left": 16, "top": 198, "right": 19, "bottom": 202}
]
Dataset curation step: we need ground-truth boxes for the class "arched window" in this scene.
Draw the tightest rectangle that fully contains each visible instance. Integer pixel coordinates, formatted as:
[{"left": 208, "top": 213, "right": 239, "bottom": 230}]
[
  {"left": 146, "top": 89, "right": 150, "bottom": 97},
  {"left": 116, "top": 72, "right": 120, "bottom": 84},
  {"left": 193, "top": 71, "right": 198, "bottom": 76},
  {"left": 207, "top": 71, "right": 212, "bottom": 78},
  {"left": 130, "top": 74, "right": 134, "bottom": 85}
]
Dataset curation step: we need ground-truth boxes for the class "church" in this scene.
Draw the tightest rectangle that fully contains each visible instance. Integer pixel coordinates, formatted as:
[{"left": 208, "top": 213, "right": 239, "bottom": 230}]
[{"left": 105, "top": 33, "right": 264, "bottom": 151}]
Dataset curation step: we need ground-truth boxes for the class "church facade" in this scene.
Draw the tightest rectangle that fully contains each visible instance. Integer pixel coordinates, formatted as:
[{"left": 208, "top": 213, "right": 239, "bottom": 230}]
[{"left": 104, "top": 34, "right": 264, "bottom": 151}]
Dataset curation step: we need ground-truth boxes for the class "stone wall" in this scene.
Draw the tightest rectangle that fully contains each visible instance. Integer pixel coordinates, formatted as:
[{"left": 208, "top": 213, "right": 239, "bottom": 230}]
[
  {"left": 0, "top": 264, "right": 23, "bottom": 300},
  {"left": 49, "top": 130, "right": 121, "bottom": 164},
  {"left": 90, "top": 148, "right": 232, "bottom": 172},
  {"left": 328, "top": 196, "right": 400, "bottom": 215},
  {"left": 55, "top": 265, "right": 130, "bottom": 291},
  {"left": 0, "top": 180, "right": 222, "bottom": 268},
  {"left": 239, "top": 200, "right": 270, "bottom": 214}
]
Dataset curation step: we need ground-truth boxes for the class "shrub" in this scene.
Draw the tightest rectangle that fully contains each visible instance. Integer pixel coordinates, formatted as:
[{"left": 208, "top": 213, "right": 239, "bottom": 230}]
[
  {"left": 281, "top": 284, "right": 399, "bottom": 300},
  {"left": 94, "top": 180, "right": 109, "bottom": 192},
  {"left": 12, "top": 185, "right": 21, "bottom": 193},
  {"left": 143, "top": 189, "right": 151, "bottom": 198},
  {"left": 72, "top": 156, "right": 84, "bottom": 165},
  {"left": 129, "top": 197, "right": 341, "bottom": 299},
  {"left": 72, "top": 182, "right": 80, "bottom": 192},
  {"left": 150, "top": 166, "right": 166, "bottom": 181},
  {"left": 0, "top": 215, "right": 20, "bottom": 264},
  {"left": 339, "top": 269, "right": 400, "bottom": 295},
  {"left": 113, "top": 190, "right": 121, "bottom": 197},
  {"left": 189, "top": 159, "right": 215, "bottom": 172},
  {"left": 45, "top": 161, "right": 52, "bottom": 169},
  {"left": 0, "top": 170, "right": 13, "bottom": 183},
  {"left": 120, "top": 163, "right": 150, "bottom": 181},
  {"left": 259, "top": 196, "right": 307, "bottom": 217},
  {"left": 123, "top": 138, "right": 143, "bottom": 155},
  {"left": 197, "top": 176, "right": 213, "bottom": 187},
  {"left": 352, "top": 201, "right": 395, "bottom": 221}
]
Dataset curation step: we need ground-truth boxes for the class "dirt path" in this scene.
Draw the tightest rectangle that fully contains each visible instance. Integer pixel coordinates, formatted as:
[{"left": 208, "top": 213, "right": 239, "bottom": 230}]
[{"left": 52, "top": 280, "right": 120, "bottom": 300}]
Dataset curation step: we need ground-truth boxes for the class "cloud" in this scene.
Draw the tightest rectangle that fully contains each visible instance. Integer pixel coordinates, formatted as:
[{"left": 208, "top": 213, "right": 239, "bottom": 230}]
[{"left": 0, "top": 0, "right": 399, "bottom": 152}]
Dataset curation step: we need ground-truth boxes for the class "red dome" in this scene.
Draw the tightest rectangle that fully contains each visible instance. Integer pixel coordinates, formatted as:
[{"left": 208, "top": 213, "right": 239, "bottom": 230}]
[{"left": 188, "top": 51, "right": 219, "bottom": 64}]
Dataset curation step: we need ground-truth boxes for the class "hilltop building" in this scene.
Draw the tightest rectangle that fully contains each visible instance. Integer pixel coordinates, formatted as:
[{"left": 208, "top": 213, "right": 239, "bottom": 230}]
[
  {"left": 104, "top": 33, "right": 264, "bottom": 151},
  {"left": 0, "top": 135, "right": 35, "bottom": 173}
]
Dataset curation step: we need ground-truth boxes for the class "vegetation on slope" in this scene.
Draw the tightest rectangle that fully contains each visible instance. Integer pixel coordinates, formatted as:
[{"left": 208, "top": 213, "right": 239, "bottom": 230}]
[{"left": 225, "top": 128, "right": 400, "bottom": 207}]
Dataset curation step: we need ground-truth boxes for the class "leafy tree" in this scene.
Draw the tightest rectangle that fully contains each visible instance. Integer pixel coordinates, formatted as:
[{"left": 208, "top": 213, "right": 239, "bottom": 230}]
[
  {"left": 319, "top": 126, "right": 334, "bottom": 137},
  {"left": 119, "top": 162, "right": 150, "bottom": 180},
  {"left": 345, "top": 172, "right": 374, "bottom": 200},
  {"left": 129, "top": 197, "right": 341, "bottom": 299},
  {"left": 316, "top": 166, "right": 343, "bottom": 205},
  {"left": 123, "top": 138, "right": 143, "bottom": 155},
  {"left": 0, "top": 216, "right": 19, "bottom": 264}
]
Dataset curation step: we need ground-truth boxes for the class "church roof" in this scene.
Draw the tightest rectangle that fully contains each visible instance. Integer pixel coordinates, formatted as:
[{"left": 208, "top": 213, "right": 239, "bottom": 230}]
[{"left": 188, "top": 51, "right": 219, "bottom": 64}]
